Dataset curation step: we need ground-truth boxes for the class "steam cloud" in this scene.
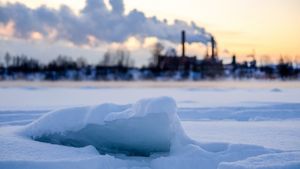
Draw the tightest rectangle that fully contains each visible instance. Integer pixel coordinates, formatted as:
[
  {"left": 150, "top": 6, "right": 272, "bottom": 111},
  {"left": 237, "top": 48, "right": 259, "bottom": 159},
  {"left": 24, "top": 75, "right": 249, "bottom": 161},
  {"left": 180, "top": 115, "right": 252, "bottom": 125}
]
[{"left": 0, "top": 0, "right": 212, "bottom": 45}]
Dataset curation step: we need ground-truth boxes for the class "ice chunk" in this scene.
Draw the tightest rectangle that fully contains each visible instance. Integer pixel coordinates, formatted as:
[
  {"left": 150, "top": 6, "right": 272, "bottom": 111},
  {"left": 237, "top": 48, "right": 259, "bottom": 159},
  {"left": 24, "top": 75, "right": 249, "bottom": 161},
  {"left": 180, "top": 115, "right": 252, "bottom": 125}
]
[{"left": 24, "top": 97, "right": 182, "bottom": 156}]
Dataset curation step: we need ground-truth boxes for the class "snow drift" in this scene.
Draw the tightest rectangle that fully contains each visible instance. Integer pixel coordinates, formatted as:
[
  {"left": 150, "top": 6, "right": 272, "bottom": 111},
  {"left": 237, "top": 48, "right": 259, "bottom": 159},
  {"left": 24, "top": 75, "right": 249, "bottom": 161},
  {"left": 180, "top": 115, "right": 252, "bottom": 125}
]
[
  {"left": 1, "top": 96, "right": 299, "bottom": 169},
  {"left": 24, "top": 97, "right": 187, "bottom": 156}
]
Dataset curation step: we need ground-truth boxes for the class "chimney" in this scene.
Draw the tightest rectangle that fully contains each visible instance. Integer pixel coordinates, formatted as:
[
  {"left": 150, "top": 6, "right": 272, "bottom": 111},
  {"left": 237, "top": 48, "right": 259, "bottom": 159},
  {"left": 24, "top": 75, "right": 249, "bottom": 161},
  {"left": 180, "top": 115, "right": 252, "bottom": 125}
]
[
  {"left": 211, "top": 36, "right": 215, "bottom": 59},
  {"left": 181, "top": 30, "right": 185, "bottom": 57}
]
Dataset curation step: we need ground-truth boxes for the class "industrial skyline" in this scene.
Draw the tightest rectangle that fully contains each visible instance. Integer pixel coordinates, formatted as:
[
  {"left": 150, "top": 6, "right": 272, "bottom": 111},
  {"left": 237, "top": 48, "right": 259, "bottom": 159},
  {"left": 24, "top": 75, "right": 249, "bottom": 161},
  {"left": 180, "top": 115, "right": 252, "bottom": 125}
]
[{"left": 0, "top": 0, "right": 299, "bottom": 66}]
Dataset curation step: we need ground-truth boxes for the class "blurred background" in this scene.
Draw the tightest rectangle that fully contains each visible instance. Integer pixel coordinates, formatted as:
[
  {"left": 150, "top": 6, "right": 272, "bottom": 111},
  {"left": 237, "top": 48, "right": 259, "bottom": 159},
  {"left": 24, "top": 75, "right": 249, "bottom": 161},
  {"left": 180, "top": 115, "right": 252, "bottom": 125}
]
[{"left": 0, "top": 0, "right": 299, "bottom": 82}]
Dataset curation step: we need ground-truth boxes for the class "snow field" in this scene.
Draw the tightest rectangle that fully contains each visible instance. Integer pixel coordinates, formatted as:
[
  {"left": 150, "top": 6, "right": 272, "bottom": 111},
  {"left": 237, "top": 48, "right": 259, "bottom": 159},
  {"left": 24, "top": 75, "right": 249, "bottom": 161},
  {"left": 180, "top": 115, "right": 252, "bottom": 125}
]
[{"left": 0, "top": 85, "right": 299, "bottom": 169}]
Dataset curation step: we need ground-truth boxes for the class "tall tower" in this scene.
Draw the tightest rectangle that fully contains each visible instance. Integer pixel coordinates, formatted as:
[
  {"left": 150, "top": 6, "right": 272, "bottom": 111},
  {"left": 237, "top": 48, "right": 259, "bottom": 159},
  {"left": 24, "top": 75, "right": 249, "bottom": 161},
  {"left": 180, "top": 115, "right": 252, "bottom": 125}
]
[
  {"left": 181, "top": 30, "right": 186, "bottom": 57},
  {"left": 211, "top": 36, "right": 216, "bottom": 59}
]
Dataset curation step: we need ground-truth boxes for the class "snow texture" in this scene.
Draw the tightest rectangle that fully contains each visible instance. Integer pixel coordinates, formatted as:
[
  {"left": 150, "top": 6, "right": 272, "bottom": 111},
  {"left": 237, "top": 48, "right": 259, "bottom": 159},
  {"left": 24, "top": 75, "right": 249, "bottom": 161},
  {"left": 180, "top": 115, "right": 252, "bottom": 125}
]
[{"left": 0, "top": 94, "right": 299, "bottom": 169}]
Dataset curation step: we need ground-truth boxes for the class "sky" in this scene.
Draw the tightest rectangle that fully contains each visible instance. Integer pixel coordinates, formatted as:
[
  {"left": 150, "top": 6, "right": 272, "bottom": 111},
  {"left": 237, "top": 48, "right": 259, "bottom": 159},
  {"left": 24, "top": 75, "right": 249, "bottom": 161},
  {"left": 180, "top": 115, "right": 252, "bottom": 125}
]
[{"left": 0, "top": 0, "right": 299, "bottom": 66}]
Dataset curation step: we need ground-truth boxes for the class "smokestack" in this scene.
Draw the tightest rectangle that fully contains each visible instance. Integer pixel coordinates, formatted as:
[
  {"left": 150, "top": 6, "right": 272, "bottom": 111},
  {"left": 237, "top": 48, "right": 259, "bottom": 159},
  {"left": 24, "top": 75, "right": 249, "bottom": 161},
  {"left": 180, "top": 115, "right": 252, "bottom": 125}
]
[
  {"left": 181, "top": 30, "right": 185, "bottom": 57},
  {"left": 211, "top": 36, "right": 215, "bottom": 59}
]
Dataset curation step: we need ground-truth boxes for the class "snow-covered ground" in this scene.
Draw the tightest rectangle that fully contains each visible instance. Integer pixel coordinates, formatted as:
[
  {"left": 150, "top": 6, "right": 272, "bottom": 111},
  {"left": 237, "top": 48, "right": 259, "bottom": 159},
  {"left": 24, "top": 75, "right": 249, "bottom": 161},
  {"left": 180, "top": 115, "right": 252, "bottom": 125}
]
[{"left": 0, "top": 81, "right": 300, "bottom": 169}]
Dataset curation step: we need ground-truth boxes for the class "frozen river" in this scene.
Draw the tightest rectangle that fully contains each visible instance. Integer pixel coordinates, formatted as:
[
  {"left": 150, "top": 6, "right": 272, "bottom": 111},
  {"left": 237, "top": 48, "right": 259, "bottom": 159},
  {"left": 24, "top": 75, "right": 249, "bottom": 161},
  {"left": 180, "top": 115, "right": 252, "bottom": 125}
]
[
  {"left": 0, "top": 81, "right": 299, "bottom": 169},
  {"left": 183, "top": 120, "right": 300, "bottom": 151}
]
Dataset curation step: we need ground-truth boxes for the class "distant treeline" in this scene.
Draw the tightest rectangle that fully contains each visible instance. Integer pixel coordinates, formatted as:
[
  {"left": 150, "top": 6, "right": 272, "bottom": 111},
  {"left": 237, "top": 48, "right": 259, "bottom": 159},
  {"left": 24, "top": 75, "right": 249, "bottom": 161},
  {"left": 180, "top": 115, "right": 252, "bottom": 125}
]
[{"left": 0, "top": 49, "right": 299, "bottom": 81}]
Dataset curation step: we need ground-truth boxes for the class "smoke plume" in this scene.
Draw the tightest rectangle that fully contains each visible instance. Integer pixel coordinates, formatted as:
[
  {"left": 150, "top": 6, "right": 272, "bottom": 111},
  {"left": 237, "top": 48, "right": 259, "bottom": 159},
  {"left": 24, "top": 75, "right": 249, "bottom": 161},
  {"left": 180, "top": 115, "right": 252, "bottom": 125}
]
[{"left": 0, "top": 0, "right": 212, "bottom": 45}]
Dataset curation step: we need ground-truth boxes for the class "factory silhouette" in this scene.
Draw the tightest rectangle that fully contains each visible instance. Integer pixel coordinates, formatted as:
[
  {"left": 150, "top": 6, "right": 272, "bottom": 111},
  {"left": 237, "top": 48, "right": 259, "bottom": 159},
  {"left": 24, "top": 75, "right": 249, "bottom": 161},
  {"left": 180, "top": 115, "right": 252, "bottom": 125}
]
[
  {"left": 151, "top": 31, "right": 223, "bottom": 79},
  {"left": 0, "top": 30, "right": 299, "bottom": 81}
]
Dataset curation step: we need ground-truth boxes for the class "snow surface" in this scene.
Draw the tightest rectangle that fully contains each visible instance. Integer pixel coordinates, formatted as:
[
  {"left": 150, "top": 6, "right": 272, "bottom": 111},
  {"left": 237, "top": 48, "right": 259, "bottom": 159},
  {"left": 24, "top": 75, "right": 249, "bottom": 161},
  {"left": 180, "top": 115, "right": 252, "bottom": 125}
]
[
  {"left": 0, "top": 84, "right": 300, "bottom": 169},
  {"left": 183, "top": 121, "right": 300, "bottom": 151},
  {"left": 1, "top": 96, "right": 292, "bottom": 169},
  {"left": 219, "top": 152, "right": 300, "bottom": 169},
  {"left": 0, "top": 87, "right": 300, "bottom": 110}
]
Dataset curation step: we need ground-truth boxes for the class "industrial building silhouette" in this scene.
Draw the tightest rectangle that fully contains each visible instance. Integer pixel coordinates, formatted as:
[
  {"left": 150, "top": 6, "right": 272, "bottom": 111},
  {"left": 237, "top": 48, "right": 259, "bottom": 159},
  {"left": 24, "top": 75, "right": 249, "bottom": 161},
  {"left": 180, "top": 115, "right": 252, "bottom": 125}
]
[{"left": 156, "top": 30, "right": 223, "bottom": 78}]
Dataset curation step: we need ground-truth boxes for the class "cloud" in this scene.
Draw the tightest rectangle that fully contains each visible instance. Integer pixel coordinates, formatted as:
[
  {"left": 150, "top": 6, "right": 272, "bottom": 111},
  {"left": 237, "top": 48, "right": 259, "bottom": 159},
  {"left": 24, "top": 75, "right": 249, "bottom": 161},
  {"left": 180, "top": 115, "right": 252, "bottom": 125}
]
[
  {"left": 0, "top": 0, "right": 212, "bottom": 46},
  {"left": 109, "top": 0, "right": 124, "bottom": 15},
  {"left": 0, "top": 20, "right": 14, "bottom": 37}
]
